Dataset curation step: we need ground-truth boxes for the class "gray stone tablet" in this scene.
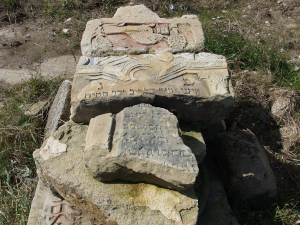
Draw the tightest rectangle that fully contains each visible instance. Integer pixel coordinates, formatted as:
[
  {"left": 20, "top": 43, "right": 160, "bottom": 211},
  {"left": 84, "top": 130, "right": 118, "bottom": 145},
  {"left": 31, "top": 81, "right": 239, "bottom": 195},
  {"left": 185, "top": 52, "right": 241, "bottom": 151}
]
[{"left": 84, "top": 104, "right": 199, "bottom": 190}]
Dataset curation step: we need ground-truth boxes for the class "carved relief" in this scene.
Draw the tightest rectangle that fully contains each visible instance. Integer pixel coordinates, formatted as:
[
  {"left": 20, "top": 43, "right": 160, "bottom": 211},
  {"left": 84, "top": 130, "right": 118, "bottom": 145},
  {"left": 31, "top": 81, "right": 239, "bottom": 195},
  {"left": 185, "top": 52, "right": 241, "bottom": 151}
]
[
  {"left": 81, "top": 14, "right": 205, "bottom": 56},
  {"left": 41, "top": 197, "right": 81, "bottom": 225},
  {"left": 71, "top": 52, "right": 234, "bottom": 123}
]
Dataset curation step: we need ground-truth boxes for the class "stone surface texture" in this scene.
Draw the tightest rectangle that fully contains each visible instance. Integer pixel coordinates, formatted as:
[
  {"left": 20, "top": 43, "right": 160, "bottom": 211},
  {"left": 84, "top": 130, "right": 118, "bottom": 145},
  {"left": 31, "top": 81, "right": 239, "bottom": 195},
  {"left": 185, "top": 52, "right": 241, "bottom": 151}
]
[
  {"left": 84, "top": 104, "right": 199, "bottom": 190},
  {"left": 219, "top": 129, "right": 277, "bottom": 207},
  {"left": 33, "top": 121, "right": 199, "bottom": 225},
  {"left": 81, "top": 5, "right": 204, "bottom": 56},
  {"left": 44, "top": 80, "right": 72, "bottom": 140},
  {"left": 71, "top": 52, "right": 234, "bottom": 123}
]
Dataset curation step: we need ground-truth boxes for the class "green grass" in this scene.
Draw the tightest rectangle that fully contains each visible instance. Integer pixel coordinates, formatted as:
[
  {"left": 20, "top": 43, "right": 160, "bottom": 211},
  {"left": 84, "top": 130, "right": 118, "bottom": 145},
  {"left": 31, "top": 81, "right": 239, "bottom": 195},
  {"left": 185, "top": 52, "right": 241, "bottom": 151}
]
[{"left": 0, "top": 76, "right": 63, "bottom": 224}]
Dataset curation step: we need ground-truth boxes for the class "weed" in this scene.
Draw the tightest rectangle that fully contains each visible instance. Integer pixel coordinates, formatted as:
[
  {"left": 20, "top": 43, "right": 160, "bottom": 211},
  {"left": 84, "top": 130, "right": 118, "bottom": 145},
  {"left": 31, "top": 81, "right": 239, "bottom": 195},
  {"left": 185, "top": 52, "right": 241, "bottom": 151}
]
[{"left": 71, "top": 41, "right": 79, "bottom": 48}]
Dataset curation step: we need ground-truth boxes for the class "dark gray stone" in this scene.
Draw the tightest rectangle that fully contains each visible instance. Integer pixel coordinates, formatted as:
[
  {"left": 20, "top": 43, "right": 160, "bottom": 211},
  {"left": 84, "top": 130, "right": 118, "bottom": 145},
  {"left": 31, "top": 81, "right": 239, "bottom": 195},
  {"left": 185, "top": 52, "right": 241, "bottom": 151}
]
[{"left": 218, "top": 129, "right": 277, "bottom": 208}]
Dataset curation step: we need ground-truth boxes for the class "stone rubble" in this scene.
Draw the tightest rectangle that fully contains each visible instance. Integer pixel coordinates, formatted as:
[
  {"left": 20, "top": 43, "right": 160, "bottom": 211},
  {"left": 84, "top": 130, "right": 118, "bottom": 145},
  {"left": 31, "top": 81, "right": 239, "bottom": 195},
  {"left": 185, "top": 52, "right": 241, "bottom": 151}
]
[{"left": 27, "top": 4, "right": 277, "bottom": 225}]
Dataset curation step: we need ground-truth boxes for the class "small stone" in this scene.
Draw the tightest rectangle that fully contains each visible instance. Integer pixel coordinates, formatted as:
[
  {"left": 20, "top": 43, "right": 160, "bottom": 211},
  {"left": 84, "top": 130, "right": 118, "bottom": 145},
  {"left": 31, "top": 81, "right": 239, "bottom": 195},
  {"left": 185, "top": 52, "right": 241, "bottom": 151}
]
[
  {"left": 271, "top": 91, "right": 296, "bottom": 117},
  {"left": 64, "top": 18, "right": 72, "bottom": 23},
  {"left": 265, "top": 21, "right": 270, "bottom": 24},
  {"left": 24, "top": 101, "right": 49, "bottom": 116},
  {"left": 62, "top": 29, "right": 69, "bottom": 34}
]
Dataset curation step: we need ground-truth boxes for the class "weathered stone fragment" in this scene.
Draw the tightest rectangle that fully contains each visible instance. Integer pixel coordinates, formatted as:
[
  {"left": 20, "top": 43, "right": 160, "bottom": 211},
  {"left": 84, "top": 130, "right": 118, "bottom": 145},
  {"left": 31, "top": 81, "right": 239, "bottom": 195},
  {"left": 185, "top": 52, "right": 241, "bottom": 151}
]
[
  {"left": 218, "top": 129, "right": 277, "bottom": 208},
  {"left": 27, "top": 180, "right": 92, "bottom": 225},
  {"left": 84, "top": 104, "right": 199, "bottom": 190},
  {"left": 81, "top": 5, "right": 204, "bottom": 56},
  {"left": 24, "top": 100, "right": 49, "bottom": 117},
  {"left": 44, "top": 80, "right": 72, "bottom": 140},
  {"left": 71, "top": 53, "right": 234, "bottom": 123},
  {"left": 33, "top": 121, "right": 199, "bottom": 225}
]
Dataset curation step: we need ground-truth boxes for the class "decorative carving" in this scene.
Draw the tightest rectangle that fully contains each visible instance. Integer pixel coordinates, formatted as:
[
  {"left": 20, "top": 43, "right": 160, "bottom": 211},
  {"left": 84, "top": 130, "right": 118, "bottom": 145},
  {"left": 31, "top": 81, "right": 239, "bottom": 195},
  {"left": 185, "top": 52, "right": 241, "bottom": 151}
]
[
  {"left": 71, "top": 53, "right": 234, "bottom": 123},
  {"left": 81, "top": 13, "right": 205, "bottom": 56},
  {"left": 41, "top": 197, "right": 81, "bottom": 225}
]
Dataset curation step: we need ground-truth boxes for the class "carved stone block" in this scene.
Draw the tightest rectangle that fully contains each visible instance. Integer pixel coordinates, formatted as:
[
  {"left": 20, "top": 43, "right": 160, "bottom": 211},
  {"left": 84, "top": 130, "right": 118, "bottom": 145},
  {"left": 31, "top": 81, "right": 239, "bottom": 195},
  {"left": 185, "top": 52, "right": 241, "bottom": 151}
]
[
  {"left": 71, "top": 53, "right": 234, "bottom": 123},
  {"left": 84, "top": 104, "right": 199, "bottom": 190},
  {"left": 81, "top": 5, "right": 204, "bottom": 56},
  {"left": 33, "top": 121, "right": 199, "bottom": 225}
]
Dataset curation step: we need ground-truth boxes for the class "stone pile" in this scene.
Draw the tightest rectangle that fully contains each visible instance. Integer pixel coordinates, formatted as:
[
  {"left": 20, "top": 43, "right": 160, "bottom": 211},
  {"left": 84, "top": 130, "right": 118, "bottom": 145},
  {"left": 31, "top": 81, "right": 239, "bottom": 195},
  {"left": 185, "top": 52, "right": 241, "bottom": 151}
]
[{"left": 28, "top": 5, "right": 276, "bottom": 225}]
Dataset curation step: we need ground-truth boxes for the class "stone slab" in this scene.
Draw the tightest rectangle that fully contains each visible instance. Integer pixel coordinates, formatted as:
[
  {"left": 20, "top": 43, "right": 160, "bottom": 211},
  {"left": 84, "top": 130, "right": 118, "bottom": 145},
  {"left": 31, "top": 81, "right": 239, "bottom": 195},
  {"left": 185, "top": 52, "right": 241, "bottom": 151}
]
[
  {"left": 27, "top": 180, "right": 92, "bottom": 225},
  {"left": 81, "top": 5, "right": 204, "bottom": 57},
  {"left": 218, "top": 129, "right": 277, "bottom": 208},
  {"left": 44, "top": 80, "right": 72, "bottom": 140},
  {"left": 71, "top": 52, "right": 234, "bottom": 123},
  {"left": 84, "top": 104, "right": 199, "bottom": 190},
  {"left": 33, "top": 121, "right": 199, "bottom": 225}
]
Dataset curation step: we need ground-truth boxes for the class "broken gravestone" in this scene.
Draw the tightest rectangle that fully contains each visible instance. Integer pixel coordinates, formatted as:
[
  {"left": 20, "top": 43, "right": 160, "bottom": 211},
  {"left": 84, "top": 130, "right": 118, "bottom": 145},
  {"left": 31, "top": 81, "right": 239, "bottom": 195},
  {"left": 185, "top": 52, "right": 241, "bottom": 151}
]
[
  {"left": 44, "top": 80, "right": 72, "bottom": 140},
  {"left": 218, "top": 129, "right": 277, "bottom": 208},
  {"left": 71, "top": 52, "right": 234, "bottom": 123},
  {"left": 33, "top": 121, "right": 201, "bottom": 225},
  {"left": 84, "top": 104, "right": 199, "bottom": 190},
  {"left": 81, "top": 5, "right": 204, "bottom": 56}
]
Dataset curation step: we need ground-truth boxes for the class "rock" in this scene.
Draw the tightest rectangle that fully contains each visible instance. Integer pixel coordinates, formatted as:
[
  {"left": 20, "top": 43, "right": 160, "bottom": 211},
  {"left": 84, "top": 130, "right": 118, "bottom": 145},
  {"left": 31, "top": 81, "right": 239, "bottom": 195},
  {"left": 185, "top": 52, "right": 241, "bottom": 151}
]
[
  {"left": 62, "top": 29, "right": 69, "bottom": 34},
  {"left": 71, "top": 53, "right": 234, "bottom": 123},
  {"left": 33, "top": 121, "right": 199, "bottom": 225},
  {"left": 44, "top": 80, "right": 72, "bottom": 140},
  {"left": 24, "top": 100, "right": 49, "bottom": 117},
  {"left": 271, "top": 91, "right": 296, "bottom": 117},
  {"left": 218, "top": 129, "right": 277, "bottom": 208},
  {"left": 179, "top": 120, "right": 206, "bottom": 163},
  {"left": 27, "top": 180, "right": 92, "bottom": 225},
  {"left": 84, "top": 104, "right": 199, "bottom": 190},
  {"left": 113, "top": 4, "right": 159, "bottom": 19},
  {"left": 279, "top": 126, "right": 299, "bottom": 139},
  {"left": 81, "top": 5, "right": 204, "bottom": 57}
]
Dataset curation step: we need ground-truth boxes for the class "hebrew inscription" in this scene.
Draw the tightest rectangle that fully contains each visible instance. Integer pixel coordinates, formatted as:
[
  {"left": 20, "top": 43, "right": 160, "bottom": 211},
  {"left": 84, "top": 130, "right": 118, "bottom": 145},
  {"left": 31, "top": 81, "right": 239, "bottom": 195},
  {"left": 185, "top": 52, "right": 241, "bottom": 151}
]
[
  {"left": 41, "top": 195, "right": 81, "bottom": 225},
  {"left": 81, "top": 10, "right": 205, "bottom": 57},
  {"left": 71, "top": 52, "right": 234, "bottom": 123},
  {"left": 84, "top": 104, "right": 199, "bottom": 190}
]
